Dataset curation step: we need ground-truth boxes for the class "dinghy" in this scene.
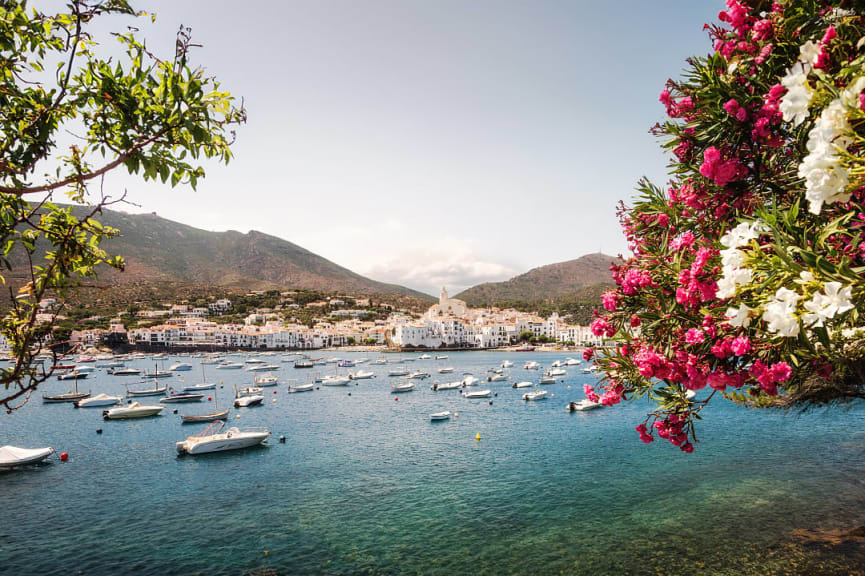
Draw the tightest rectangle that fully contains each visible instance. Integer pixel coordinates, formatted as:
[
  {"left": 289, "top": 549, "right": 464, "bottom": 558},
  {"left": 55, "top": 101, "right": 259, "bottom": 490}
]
[{"left": 0, "top": 445, "right": 55, "bottom": 468}]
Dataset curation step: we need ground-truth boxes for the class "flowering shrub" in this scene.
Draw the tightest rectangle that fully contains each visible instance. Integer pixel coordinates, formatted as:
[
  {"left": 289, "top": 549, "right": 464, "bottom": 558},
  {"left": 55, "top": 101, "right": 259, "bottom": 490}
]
[{"left": 592, "top": 0, "right": 865, "bottom": 452}]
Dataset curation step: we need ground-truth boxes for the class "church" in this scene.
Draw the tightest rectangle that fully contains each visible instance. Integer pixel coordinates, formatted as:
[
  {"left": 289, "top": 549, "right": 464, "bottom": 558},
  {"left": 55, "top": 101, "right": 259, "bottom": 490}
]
[{"left": 425, "top": 286, "right": 468, "bottom": 319}]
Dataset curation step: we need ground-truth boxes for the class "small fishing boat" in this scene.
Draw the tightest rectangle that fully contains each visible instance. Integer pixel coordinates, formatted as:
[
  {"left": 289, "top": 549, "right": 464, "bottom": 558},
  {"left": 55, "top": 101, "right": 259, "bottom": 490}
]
[
  {"left": 42, "top": 390, "right": 90, "bottom": 403},
  {"left": 126, "top": 381, "right": 168, "bottom": 397},
  {"left": 103, "top": 402, "right": 164, "bottom": 420},
  {"left": 438, "top": 367, "right": 455, "bottom": 374},
  {"left": 160, "top": 392, "right": 205, "bottom": 404},
  {"left": 239, "top": 386, "right": 263, "bottom": 395},
  {"left": 430, "top": 411, "right": 450, "bottom": 421},
  {"left": 512, "top": 381, "right": 533, "bottom": 389},
  {"left": 181, "top": 391, "right": 228, "bottom": 423},
  {"left": 539, "top": 375, "right": 557, "bottom": 384},
  {"left": 349, "top": 370, "right": 375, "bottom": 380},
  {"left": 288, "top": 383, "right": 315, "bottom": 393},
  {"left": 567, "top": 399, "right": 602, "bottom": 412},
  {"left": 523, "top": 389, "right": 548, "bottom": 401},
  {"left": 391, "top": 382, "right": 415, "bottom": 393},
  {"left": 464, "top": 389, "right": 491, "bottom": 399},
  {"left": 176, "top": 422, "right": 270, "bottom": 456},
  {"left": 234, "top": 393, "right": 264, "bottom": 408},
  {"left": 108, "top": 367, "right": 140, "bottom": 376},
  {"left": 75, "top": 393, "right": 122, "bottom": 408},
  {"left": 322, "top": 375, "right": 351, "bottom": 386},
  {"left": 183, "top": 382, "right": 216, "bottom": 392},
  {"left": 57, "top": 371, "right": 89, "bottom": 381},
  {"left": 254, "top": 375, "right": 279, "bottom": 386},
  {"left": 581, "top": 365, "right": 598, "bottom": 374},
  {"left": 0, "top": 445, "right": 55, "bottom": 468},
  {"left": 430, "top": 381, "right": 463, "bottom": 391},
  {"left": 435, "top": 355, "right": 449, "bottom": 360},
  {"left": 169, "top": 363, "right": 193, "bottom": 372},
  {"left": 142, "top": 370, "right": 173, "bottom": 379}
]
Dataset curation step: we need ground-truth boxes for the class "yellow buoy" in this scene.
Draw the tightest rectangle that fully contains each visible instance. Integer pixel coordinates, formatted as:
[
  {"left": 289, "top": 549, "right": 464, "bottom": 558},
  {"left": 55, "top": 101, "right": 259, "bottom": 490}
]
[{"left": 476, "top": 433, "right": 481, "bottom": 441}]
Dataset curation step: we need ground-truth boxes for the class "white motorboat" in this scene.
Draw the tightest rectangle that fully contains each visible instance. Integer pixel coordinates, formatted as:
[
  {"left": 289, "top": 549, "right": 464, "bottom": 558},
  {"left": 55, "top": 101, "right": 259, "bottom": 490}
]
[
  {"left": 567, "top": 399, "right": 602, "bottom": 411},
  {"left": 435, "top": 355, "right": 448, "bottom": 360},
  {"left": 288, "top": 383, "right": 315, "bottom": 393},
  {"left": 234, "top": 393, "right": 264, "bottom": 407},
  {"left": 239, "top": 386, "right": 263, "bottom": 395},
  {"left": 325, "top": 357, "right": 340, "bottom": 364},
  {"left": 183, "top": 382, "right": 216, "bottom": 392},
  {"left": 217, "top": 362, "right": 244, "bottom": 370},
  {"left": 391, "top": 382, "right": 415, "bottom": 393},
  {"left": 438, "top": 367, "right": 455, "bottom": 374},
  {"left": 349, "top": 370, "right": 375, "bottom": 380},
  {"left": 546, "top": 368, "right": 567, "bottom": 377},
  {"left": 338, "top": 359, "right": 355, "bottom": 368},
  {"left": 160, "top": 392, "right": 205, "bottom": 404},
  {"left": 462, "top": 375, "right": 480, "bottom": 387},
  {"left": 523, "top": 389, "right": 548, "bottom": 401},
  {"left": 525, "top": 361, "right": 540, "bottom": 370},
  {"left": 431, "top": 381, "right": 463, "bottom": 391},
  {"left": 57, "top": 371, "right": 89, "bottom": 381},
  {"left": 0, "top": 445, "right": 55, "bottom": 468},
  {"left": 464, "top": 389, "right": 491, "bottom": 399},
  {"left": 321, "top": 375, "right": 351, "bottom": 386},
  {"left": 169, "top": 363, "right": 193, "bottom": 372},
  {"left": 582, "top": 365, "right": 598, "bottom": 374},
  {"left": 430, "top": 411, "right": 451, "bottom": 421},
  {"left": 103, "top": 402, "right": 164, "bottom": 420},
  {"left": 176, "top": 422, "right": 270, "bottom": 455},
  {"left": 247, "top": 364, "right": 280, "bottom": 372},
  {"left": 512, "top": 381, "right": 533, "bottom": 389},
  {"left": 539, "top": 375, "right": 557, "bottom": 384},
  {"left": 371, "top": 358, "right": 388, "bottom": 365},
  {"left": 388, "top": 368, "right": 409, "bottom": 377},
  {"left": 245, "top": 358, "right": 266, "bottom": 364},
  {"left": 564, "top": 358, "right": 581, "bottom": 366},
  {"left": 418, "top": 354, "right": 432, "bottom": 360},
  {"left": 487, "top": 374, "right": 508, "bottom": 382},
  {"left": 551, "top": 360, "right": 564, "bottom": 368},
  {"left": 501, "top": 360, "right": 514, "bottom": 368},
  {"left": 71, "top": 365, "right": 95, "bottom": 374},
  {"left": 108, "top": 368, "right": 140, "bottom": 376},
  {"left": 75, "top": 393, "right": 122, "bottom": 408},
  {"left": 254, "top": 375, "right": 279, "bottom": 386},
  {"left": 408, "top": 371, "right": 430, "bottom": 380}
]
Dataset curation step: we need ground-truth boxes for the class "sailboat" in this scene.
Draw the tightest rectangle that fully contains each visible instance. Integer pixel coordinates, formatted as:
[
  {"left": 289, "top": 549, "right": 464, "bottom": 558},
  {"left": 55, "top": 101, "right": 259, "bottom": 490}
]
[
  {"left": 183, "top": 366, "right": 217, "bottom": 392},
  {"left": 42, "top": 367, "right": 91, "bottom": 402},
  {"left": 180, "top": 390, "right": 229, "bottom": 423},
  {"left": 127, "top": 375, "right": 168, "bottom": 397}
]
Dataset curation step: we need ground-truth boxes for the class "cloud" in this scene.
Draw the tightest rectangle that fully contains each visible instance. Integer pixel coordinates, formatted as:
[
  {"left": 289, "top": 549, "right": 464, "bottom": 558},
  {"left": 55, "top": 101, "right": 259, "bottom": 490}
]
[{"left": 361, "top": 242, "right": 519, "bottom": 296}]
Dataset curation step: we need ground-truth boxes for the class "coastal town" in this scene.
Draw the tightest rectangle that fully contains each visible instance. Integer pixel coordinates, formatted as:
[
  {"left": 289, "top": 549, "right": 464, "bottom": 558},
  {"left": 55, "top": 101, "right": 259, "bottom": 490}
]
[{"left": 59, "top": 287, "right": 604, "bottom": 352}]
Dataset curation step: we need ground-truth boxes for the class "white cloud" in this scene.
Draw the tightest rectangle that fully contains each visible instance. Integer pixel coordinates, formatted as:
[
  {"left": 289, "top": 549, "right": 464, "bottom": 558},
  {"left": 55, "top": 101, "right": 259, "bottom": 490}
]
[{"left": 361, "top": 241, "right": 519, "bottom": 296}]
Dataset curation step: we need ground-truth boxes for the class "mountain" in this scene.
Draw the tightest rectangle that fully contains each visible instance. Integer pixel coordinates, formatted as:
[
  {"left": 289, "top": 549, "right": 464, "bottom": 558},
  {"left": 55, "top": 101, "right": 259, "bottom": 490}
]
[
  {"left": 9, "top": 206, "right": 434, "bottom": 303},
  {"left": 455, "top": 253, "right": 619, "bottom": 306}
]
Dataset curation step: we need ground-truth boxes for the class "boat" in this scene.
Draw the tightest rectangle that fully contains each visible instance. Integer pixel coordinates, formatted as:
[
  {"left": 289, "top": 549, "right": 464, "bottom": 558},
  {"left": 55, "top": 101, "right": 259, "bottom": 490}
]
[
  {"left": 437, "top": 367, "right": 455, "bottom": 374},
  {"left": 567, "top": 399, "right": 602, "bottom": 412},
  {"left": 108, "top": 367, "right": 141, "bottom": 376},
  {"left": 408, "top": 371, "right": 430, "bottom": 380},
  {"left": 288, "top": 383, "right": 315, "bottom": 393},
  {"left": 523, "top": 389, "right": 548, "bottom": 401},
  {"left": 487, "top": 373, "right": 507, "bottom": 382},
  {"left": 0, "top": 445, "right": 55, "bottom": 468},
  {"left": 75, "top": 393, "right": 122, "bottom": 408},
  {"left": 239, "top": 386, "right": 263, "bottom": 395},
  {"left": 169, "top": 363, "right": 193, "bottom": 372},
  {"left": 546, "top": 368, "right": 567, "bottom": 377},
  {"left": 294, "top": 360, "right": 314, "bottom": 369},
  {"left": 551, "top": 360, "right": 564, "bottom": 368},
  {"left": 514, "top": 345, "right": 535, "bottom": 352},
  {"left": 142, "top": 371, "right": 173, "bottom": 379},
  {"left": 234, "top": 393, "right": 264, "bottom": 408},
  {"left": 464, "top": 389, "right": 491, "bottom": 399},
  {"left": 349, "top": 370, "right": 375, "bottom": 380},
  {"left": 254, "top": 375, "right": 279, "bottom": 386},
  {"left": 325, "top": 357, "right": 340, "bottom": 364},
  {"left": 431, "top": 381, "right": 463, "bottom": 391},
  {"left": 103, "top": 402, "right": 164, "bottom": 420},
  {"left": 391, "top": 382, "right": 415, "bottom": 393},
  {"left": 501, "top": 360, "right": 514, "bottom": 368},
  {"left": 564, "top": 358, "right": 581, "bottom": 366},
  {"left": 126, "top": 381, "right": 168, "bottom": 397},
  {"left": 462, "top": 375, "right": 480, "bottom": 387},
  {"left": 245, "top": 358, "right": 266, "bottom": 364},
  {"left": 76, "top": 356, "right": 96, "bottom": 363},
  {"left": 418, "top": 354, "right": 432, "bottom": 360},
  {"left": 247, "top": 364, "right": 279, "bottom": 372},
  {"left": 176, "top": 422, "right": 270, "bottom": 455},
  {"left": 321, "top": 375, "right": 351, "bottom": 386},
  {"left": 435, "top": 355, "right": 449, "bottom": 360},
  {"left": 582, "top": 365, "right": 598, "bottom": 374},
  {"left": 57, "top": 371, "right": 89, "bottom": 381},
  {"left": 371, "top": 358, "right": 387, "bottom": 365},
  {"left": 42, "top": 376, "right": 89, "bottom": 403},
  {"left": 524, "top": 361, "right": 540, "bottom": 370},
  {"left": 686, "top": 389, "right": 697, "bottom": 400},
  {"left": 539, "top": 375, "right": 557, "bottom": 384},
  {"left": 183, "top": 382, "right": 216, "bottom": 392},
  {"left": 217, "top": 362, "right": 244, "bottom": 370},
  {"left": 181, "top": 390, "right": 229, "bottom": 423},
  {"left": 388, "top": 368, "right": 409, "bottom": 377},
  {"left": 160, "top": 392, "right": 205, "bottom": 404},
  {"left": 337, "top": 359, "right": 355, "bottom": 368},
  {"left": 512, "top": 381, "right": 533, "bottom": 389},
  {"left": 71, "top": 365, "right": 95, "bottom": 374},
  {"left": 430, "top": 411, "right": 450, "bottom": 421}
]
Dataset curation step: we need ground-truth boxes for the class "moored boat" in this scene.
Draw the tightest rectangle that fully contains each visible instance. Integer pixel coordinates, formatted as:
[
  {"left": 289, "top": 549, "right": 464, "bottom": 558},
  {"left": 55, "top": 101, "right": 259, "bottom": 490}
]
[
  {"left": 567, "top": 399, "right": 602, "bottom": 412},
  {"left": 523, "top": 389, "right": 548, "bottom": 401},
  {"left": 0, "top": 445, "right": 55, "bottom": 468},
  {"left": 160, "top": 392, "right": 205, "bottom": 404},
  {"left": 103, "top": 402, "right": 164, "bottom": 419},
  {"left": 430, "top": 411, "right": 450, "bottom": 421},
  {"left": 512, "top": 381, "right": 533, "bottom": 388},
  {"left": 349, "top": 370, "right": 375, "bottom": 380},
  {"left": 75, "top": 393, "right": 122, "bottom": 408},
  {"left": 288, "top": 383, "right": 315, "bottom": 393},
  {"left": 464, "top": 389, "right": 491, "bottom": 399},
  {"left": 391, "top": 382, "right": 415, "bottom": 393},
  {"left": 176, "top": 422, "right": 270, "bottom": 455},
  {"left": 431, "top": 381, "right": 463, "bottom": 391}
]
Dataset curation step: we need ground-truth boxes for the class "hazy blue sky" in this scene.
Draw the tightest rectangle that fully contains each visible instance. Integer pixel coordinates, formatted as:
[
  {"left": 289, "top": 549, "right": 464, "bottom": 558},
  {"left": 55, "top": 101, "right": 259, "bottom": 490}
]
[{"left": 86, "top": 1, "right": 720, "bottom": 296}]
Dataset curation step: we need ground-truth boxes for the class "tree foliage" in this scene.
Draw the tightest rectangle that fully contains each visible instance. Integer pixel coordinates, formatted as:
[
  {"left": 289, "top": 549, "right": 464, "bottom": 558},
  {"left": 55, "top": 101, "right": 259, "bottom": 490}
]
[
  {"left": 0, "top": 0, "right": 244, "bottom": 411},
  {"left": 590, "top": 0, "right": 865, "bottom": 452}
]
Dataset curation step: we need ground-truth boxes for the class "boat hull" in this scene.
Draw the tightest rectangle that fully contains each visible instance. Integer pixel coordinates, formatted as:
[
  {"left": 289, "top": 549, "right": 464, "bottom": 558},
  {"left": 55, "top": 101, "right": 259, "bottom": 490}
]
[{"left": 176, "top": 432, "right": 269, "bottom": 455}]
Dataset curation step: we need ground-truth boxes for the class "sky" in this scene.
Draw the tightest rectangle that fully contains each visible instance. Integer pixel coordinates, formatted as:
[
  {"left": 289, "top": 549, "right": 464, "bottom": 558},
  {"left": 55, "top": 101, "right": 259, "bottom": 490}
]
[{"left": 75, "top": 1, "right": 721, "bottom": 296}]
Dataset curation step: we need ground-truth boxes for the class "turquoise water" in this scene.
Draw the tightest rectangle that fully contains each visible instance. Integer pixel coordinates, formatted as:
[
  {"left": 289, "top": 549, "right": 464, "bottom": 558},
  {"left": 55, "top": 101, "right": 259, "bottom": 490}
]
[{"left": 1, "top": 351, "right": 864, "bottom": 575}]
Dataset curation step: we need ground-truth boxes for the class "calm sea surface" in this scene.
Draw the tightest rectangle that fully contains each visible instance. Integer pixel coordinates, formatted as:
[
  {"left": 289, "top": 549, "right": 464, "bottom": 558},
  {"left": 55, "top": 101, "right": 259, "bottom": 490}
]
[{"left": 1, "top": 351, "right": 864, "bottom": 575}]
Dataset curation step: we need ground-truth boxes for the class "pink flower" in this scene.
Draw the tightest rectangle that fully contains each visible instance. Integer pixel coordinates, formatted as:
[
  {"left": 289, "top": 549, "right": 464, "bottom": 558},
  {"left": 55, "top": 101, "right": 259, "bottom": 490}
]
[
  {"left": 814, "top": 45, "right": 829, "bottom": 70},
  {"left": 770, "top": 362, "right": 792, "bottom": 382},
  {"left": 583, "top": 384, "right": 600, "bottom": 403},
  {"left": 582, "top": 347, "right": 595, "bottom": 362},
  {"left": 730, "top": 336, "right": 751, "bottom": 356},
  {"left": 636, "top": 424, "right": 654, "bottom": 444},
  {"left": 590, "top": 318, "right": 616, "bottom": 338},
  {"left": 821, "top": 25, "right": 837, "bottom": 44},
  {"left": 601, "top": 291, "right": 618, "bottom": 312},
  {"left": 630, "top": 314, "right": 642, "bottom": 328},
  {"left": 680, "top": 442, "right": 695, "bottom": 453},
  {"left": 685, "top": 328, "right": 705, "bottom": 346}
]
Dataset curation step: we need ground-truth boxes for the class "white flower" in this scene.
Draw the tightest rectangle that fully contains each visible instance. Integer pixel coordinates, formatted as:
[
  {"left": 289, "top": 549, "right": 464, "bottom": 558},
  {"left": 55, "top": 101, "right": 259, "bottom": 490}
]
[
  {"left": 716, "top": 276, "right": 738, "bottom": 299},
  {"left": 780, "top": 62, "right": 812, "bottom": 126},
  {"left": 798, "top": 270, "right": 815, "bottom": 283},
  {"left": 798, "top": 96, "right": 856, "bottom": 214},
  {"left": 803, "top": 281, "right": 855, "bottom": 327},
  {"left": 720, "top": 222, "right": 760, "bottom": 249},
  {"left": 762, "top": 287, "right": 801, "bottom": 337},
  {"left": 725, "top": 304, "right": 753, "bottom": 328},
  {"left": 799, "top": 41, "right": 821, "bottom": 65},
  {"left": 720, "top": 247, "right": 745, "bottom": 268}
]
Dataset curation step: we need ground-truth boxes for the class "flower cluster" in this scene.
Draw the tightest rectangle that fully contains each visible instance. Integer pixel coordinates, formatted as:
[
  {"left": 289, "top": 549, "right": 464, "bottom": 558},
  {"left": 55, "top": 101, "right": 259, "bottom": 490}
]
[{"left": 591, "top": 0, "right": 865, "bottom": 454}]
